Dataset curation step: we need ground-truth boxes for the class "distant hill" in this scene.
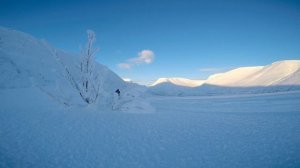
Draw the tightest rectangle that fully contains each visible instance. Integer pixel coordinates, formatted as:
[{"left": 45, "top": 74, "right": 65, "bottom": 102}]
[{"left": 150, "top": 60, "right": 300, "bottom": 96}]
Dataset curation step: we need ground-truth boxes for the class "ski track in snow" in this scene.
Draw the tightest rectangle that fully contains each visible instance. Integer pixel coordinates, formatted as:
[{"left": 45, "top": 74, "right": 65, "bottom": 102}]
[{"left": 1, "top": 89, "right": 300, "bottom": 168}]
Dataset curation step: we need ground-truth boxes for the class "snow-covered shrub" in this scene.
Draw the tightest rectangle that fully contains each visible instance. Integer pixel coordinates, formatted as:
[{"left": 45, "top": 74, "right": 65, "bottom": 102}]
[{"left": 79, "top": 30, "right": 101, "bottom": 104}]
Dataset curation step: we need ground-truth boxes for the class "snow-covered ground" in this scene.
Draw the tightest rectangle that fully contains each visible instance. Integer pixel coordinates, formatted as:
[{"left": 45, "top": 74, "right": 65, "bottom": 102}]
[
  {"left": 1, "top": 26, "right": 300, "bottom": 168},
  {"left": 1, "top": 89, "right": 300, "bottom": 168}
]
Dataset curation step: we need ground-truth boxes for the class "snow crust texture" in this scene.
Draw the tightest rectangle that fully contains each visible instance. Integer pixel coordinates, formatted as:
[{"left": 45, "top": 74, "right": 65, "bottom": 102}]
[{"left": 1, "top": 88, "right": 300, "bottom": 168}]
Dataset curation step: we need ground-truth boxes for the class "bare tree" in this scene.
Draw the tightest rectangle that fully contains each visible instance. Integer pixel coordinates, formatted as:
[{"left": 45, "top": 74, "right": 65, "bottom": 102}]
[
  {"left": 79, "top": 30, "right": 101, "bottom": 104},
  {"left": 51, "top": 30, "right": 101, "bottom": 104}
]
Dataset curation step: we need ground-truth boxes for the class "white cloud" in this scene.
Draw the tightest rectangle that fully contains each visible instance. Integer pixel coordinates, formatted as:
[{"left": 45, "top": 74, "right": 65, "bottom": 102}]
[{"left": 118, "top": 50, "right": 154, "bottom": 69}]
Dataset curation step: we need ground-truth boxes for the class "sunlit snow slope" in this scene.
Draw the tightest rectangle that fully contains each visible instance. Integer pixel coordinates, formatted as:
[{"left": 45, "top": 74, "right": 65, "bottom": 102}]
[
  {"left": 205, "top": 60, "right": 300, "bottom": 87},
  {"left": 150, "top": 61, "right": 300, "bottom": 96},
  {"left": 0, "top": 26, "right": 126, "bottom": 106},
  {"left": 152, "top": 60, "right": 300, "bottom": 88},
  {"left": 152, "top": 78, "right": 205, "bottom": 87}
]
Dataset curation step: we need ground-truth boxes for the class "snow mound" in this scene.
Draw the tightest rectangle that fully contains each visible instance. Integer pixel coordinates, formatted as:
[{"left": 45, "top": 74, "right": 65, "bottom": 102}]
[
  {"left": 0, "top": 26, "right": 152, "bottom": 111},
  {"left": 112, "top": 86, "right": 155, "bottom": 113}
]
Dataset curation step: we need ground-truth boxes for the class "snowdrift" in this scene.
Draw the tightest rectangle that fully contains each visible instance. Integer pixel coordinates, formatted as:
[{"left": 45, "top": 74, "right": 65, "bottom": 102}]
[{"left": 0, "top": 27, "right": 152, "bottom": 111}]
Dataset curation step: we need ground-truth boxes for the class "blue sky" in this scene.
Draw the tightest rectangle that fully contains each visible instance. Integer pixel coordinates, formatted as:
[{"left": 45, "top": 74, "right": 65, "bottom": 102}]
[{"left": 1, "top": 0, "right": 300, "bottom": 84}]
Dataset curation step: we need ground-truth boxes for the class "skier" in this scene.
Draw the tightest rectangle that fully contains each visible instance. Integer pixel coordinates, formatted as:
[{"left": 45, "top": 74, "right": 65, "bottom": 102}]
[
  {"left": 115, "top": 89, "right": 120, "bottom": 97},
  {"left": 112, "top": 89, "right": 121, "bottom": 110}
]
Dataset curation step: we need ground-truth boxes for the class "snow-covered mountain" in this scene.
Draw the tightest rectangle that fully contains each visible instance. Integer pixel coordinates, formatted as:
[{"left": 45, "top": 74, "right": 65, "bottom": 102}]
[
  {"left": 2, "top": 26, "right": 300, "bottom": 100},
  {"left": 151, "top": 60, "right": 300, "bottom": 88},
  {"left": 205, "top": 60, "right": 300, "bottom": 86},
  {"left": 0, "top": 27, "right": 151, "bottom": 109},
  {"left": 151, "top": 78, "right": 205, "bottom": 87},
  {"left": 150, "top": 60, "right": 300, "bottom": 96}
]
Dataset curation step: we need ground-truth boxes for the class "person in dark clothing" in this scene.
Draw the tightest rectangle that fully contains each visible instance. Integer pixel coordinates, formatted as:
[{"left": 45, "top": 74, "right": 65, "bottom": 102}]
[{"left": 115, "top": 89, "right": 120, "bottom": 97}]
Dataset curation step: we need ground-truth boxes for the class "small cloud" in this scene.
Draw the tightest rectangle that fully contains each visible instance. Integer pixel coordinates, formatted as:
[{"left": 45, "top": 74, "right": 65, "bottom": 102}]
[
  {"left": 135, "top": 50, "right": 154, "bottom": 64},
  {"left": 118, "top": 49, "right": 155, "bottom": 69}
]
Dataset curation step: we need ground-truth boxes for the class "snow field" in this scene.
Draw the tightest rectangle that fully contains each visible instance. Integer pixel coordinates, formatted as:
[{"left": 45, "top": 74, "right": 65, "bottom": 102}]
[{"left": 1, "top": 89, "right": 299, "bottom": 168}]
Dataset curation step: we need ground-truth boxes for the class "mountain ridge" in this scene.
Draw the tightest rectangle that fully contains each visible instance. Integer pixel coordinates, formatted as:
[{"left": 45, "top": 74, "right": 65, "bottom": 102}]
[{"left": 151, "top": 60, "right": 300, "bottom": 88}]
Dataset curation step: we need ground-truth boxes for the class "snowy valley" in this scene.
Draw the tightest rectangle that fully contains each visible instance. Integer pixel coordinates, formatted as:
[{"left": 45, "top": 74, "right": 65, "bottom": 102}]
[{"left": 0, "top": 27, "right": 300, "bottom": 168}]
